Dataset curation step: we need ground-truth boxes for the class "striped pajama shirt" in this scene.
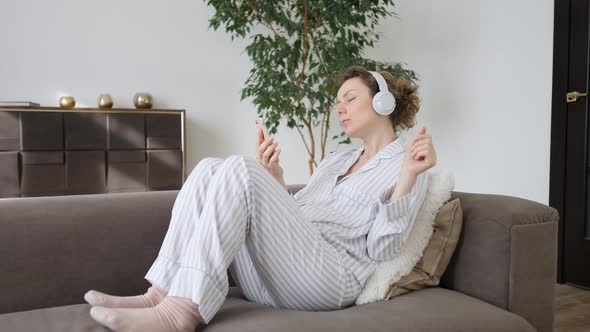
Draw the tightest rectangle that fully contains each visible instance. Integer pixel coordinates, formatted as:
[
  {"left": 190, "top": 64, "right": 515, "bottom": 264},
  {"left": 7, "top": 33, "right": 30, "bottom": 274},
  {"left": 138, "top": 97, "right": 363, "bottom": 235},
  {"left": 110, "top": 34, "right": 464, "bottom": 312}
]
[{"left": 145, "top": 138, "right": 429, "bottom": 324}]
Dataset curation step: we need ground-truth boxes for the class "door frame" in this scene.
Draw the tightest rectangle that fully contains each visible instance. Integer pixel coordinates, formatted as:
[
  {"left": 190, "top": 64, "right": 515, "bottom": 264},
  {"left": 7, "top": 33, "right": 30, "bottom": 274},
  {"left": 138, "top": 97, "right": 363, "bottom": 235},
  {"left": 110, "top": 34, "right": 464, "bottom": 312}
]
[{"left": 550, "top": 0, "right": 570, "bottom": 284}]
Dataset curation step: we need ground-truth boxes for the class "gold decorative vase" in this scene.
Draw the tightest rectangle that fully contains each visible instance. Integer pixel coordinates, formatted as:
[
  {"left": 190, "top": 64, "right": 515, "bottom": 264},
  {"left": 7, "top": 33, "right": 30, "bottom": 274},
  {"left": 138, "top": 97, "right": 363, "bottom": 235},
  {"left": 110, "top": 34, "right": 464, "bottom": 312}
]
[
  {"left": 97, "top": 94, "right": 114, "bottom": 108},
  {"left": 133, "top": 92, "right": 153, "bottom": 109},
  {"left": 59, "top": 96, "right": 76, "bottom": 108}
]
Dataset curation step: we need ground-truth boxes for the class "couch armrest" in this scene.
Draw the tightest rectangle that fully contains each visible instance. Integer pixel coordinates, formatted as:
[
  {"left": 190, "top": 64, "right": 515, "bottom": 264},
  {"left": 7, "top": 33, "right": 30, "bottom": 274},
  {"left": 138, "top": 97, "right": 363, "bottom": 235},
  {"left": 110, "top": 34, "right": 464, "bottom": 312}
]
[
  {"left": 0, "top": 191, "right": 179, "bottom": 314},
  {"left": 442, "top": 191, "right": 559, "bottom": 332}
]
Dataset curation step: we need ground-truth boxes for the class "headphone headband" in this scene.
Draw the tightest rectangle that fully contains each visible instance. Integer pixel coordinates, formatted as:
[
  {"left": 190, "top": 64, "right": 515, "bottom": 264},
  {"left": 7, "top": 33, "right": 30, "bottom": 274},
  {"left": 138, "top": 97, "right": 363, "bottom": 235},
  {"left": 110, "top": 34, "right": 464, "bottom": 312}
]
[{"left": 369, "top": 71, "right": 389, "bottom": 93}]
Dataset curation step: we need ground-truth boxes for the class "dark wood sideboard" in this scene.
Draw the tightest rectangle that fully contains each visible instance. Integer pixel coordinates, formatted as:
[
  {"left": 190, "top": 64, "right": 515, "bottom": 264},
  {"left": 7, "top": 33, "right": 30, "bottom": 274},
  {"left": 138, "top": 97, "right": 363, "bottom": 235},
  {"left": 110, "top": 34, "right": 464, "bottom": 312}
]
[{"left": 0, "top": 107, "right": 186, "bottom": 198}]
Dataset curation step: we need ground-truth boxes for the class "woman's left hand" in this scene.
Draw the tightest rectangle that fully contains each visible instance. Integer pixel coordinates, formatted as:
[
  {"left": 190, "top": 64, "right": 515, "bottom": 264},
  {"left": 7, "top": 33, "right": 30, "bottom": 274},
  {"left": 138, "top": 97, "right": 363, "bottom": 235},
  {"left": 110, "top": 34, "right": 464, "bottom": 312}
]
[{"left": 401, "top": 127, "right": 437, "bottom": 177}]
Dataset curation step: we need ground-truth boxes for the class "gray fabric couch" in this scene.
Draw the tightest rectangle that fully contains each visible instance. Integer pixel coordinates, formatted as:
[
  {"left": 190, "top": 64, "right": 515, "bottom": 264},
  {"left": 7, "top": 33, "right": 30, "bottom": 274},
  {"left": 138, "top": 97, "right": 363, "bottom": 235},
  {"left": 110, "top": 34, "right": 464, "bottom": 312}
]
[{"left": 0, "top": 186, "right": 558, "bottom": 332}]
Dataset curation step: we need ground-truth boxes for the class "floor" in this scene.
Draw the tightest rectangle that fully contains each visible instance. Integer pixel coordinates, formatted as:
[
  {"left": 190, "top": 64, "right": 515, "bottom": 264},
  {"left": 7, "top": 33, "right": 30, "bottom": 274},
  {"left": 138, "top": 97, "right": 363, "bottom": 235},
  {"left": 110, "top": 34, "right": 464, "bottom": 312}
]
[{"left": 554, "top": 283, "right": 590, "bottom": 332}]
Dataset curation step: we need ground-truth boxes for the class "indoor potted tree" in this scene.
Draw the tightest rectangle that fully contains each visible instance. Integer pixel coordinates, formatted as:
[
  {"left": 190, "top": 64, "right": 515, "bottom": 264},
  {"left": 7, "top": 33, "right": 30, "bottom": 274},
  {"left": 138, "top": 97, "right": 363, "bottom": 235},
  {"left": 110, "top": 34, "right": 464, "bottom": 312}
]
[{"left": 205, "top": 0, "right": 417, "bottom": 174}]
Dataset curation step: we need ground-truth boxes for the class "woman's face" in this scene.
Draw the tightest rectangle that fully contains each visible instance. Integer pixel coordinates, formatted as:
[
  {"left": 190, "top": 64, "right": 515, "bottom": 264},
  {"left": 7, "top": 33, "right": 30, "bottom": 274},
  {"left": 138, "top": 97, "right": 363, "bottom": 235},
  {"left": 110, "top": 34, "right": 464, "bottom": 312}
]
[{"left": 336, "top": 77, "right": 376, "bottom": 139}]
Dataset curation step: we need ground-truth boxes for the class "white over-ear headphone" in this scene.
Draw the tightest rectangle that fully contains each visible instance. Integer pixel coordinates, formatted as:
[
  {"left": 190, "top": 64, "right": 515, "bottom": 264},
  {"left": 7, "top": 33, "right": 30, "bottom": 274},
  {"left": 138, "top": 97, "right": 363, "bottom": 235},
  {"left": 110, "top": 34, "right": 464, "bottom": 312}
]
[{"left": 369, "top": 71, "right": 396, "bottom": 116}]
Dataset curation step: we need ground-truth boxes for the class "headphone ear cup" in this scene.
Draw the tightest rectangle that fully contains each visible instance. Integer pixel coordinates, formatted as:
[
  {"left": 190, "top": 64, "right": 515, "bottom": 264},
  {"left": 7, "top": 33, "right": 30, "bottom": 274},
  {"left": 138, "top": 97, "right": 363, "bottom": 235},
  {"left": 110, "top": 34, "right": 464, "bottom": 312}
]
[
  {"left": 372, "top": 91, "right": 384, "bottom": 114},
  {"left": 373, "top": 91, "right": 396, "bottom": 116}
]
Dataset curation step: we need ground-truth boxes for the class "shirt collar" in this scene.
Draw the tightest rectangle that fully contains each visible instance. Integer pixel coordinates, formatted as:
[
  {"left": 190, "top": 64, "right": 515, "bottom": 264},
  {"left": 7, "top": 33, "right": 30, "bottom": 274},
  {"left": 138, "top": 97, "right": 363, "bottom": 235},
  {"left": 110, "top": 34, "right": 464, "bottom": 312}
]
[
  {"left": 357, "top": 138, "right": 404, "bottom": 160},
  {"left": 336, "top": 138, "right": 404, "bottom": 183}
]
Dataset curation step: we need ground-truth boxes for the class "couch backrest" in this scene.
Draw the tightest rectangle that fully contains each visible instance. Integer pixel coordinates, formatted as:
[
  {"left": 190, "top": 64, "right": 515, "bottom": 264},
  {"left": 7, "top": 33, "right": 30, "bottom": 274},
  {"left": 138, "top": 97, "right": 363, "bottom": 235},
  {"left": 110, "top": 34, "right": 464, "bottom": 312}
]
[{"left": 0, "top": 191, "right": 179, "bottom": 314}]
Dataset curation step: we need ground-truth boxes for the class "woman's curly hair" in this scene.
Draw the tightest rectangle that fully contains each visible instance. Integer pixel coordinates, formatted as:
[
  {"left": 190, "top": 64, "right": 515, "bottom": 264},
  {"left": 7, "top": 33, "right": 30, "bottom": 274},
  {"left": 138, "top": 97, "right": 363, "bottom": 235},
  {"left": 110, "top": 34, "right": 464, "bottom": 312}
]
[{"left": 336, "top": 66, "right": 420, "bottom": 136}]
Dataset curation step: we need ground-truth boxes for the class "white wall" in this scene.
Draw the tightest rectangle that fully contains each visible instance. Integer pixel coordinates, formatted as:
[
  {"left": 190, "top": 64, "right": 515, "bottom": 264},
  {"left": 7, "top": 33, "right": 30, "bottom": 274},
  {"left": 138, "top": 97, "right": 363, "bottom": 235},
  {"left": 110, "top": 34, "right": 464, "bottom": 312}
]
[
  {"left": 0, "top": 0, "right": 554, "bottom": 203},
  {"left": 367, "top": 0, "right": 554, "bottom": 204}
]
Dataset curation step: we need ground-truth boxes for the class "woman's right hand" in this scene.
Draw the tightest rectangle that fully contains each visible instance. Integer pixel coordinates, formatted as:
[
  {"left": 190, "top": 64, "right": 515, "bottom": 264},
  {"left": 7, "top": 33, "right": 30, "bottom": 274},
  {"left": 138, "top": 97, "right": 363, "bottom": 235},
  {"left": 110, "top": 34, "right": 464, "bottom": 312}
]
[{"left": 255, "top": 127, "right": 285, "bottom": 185}]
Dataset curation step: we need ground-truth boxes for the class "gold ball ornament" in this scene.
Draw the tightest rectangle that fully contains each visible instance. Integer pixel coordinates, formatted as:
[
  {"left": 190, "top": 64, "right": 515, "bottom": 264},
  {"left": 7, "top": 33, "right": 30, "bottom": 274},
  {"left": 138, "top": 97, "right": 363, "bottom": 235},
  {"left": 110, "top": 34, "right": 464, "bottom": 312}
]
[
  {"left": 133, "top": 92, "right": 153, "bottom": 109},
  {"left": 59, "top": 96, "right": 76, "bottom": 108},
  {"left": 97, "top": 94, "right": 114, "bottom": 108}
]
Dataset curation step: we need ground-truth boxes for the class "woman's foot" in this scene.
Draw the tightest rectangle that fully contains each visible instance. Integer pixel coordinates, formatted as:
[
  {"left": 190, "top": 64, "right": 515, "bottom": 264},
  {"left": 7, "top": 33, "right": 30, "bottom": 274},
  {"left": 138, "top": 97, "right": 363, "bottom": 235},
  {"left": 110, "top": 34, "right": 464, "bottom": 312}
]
[
  {"left": 84, "top": 285, "right": 167, "bottom": 308},
  {"left": 89, "top": 296, "right": 201, "bottom": 332}
]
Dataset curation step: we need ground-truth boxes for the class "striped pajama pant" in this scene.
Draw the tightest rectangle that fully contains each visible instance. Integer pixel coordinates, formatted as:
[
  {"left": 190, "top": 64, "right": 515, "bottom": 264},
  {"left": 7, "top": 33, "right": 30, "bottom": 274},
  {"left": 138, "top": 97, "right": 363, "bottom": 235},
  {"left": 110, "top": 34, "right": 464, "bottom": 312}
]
[{"left": 144, "top": 155, "right": 361, "bottom": 324}]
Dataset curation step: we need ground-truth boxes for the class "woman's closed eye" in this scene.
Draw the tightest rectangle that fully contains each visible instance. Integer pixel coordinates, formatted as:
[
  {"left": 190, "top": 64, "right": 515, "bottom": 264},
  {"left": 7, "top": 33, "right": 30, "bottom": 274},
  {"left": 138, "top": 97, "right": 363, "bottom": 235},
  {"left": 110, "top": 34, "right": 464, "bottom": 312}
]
[{"left": 347, "top": 97, "right": 356, "bottom": 103}]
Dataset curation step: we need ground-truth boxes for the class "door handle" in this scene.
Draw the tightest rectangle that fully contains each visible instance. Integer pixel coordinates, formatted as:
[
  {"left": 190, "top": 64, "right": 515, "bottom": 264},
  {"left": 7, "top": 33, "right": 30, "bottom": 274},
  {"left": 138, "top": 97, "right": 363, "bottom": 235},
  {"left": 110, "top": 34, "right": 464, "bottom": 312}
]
[{"left": 567, "top": 91, "right": 588, "bottom": 103}]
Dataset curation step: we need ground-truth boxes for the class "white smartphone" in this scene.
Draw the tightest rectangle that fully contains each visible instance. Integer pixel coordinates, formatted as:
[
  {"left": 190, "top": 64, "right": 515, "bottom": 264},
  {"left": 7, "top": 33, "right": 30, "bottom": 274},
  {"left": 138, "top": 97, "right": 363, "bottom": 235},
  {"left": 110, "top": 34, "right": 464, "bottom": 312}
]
[{"left": 256, "top": 117, "right": 270, "bottom": 141}]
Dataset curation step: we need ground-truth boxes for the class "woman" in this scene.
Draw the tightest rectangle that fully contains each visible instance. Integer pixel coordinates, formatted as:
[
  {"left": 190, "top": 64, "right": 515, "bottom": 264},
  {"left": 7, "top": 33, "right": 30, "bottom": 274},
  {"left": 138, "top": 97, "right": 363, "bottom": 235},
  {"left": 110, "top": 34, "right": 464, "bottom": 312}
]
[{"left": 85, "top": 65, "right": 437, "bottom": 332}]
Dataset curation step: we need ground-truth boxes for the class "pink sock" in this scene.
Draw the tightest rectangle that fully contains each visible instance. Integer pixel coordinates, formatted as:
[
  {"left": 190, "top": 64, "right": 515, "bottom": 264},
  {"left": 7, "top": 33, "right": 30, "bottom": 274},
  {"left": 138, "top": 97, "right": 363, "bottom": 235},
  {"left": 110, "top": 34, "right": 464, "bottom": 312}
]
[
  {"left": 89, "top": 296, "right": 201, "bottom": 332},
  {"left": 84, "top": 284, "right": 167, "bottom": 308}
]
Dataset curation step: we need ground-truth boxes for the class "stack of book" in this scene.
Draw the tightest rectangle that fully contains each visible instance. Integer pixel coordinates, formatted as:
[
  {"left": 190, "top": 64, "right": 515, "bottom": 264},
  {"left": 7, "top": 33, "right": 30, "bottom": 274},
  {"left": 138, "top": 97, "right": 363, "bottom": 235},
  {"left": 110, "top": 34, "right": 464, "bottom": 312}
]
[{"left": 0, "top": 101, "right": 40, "bottom": 107}]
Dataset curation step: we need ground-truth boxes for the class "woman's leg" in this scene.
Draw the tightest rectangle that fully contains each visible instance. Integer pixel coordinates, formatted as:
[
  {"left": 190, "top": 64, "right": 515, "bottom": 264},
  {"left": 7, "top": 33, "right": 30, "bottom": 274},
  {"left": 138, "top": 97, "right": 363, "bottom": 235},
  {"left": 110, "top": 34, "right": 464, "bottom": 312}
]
[
  {"left": 224, "top": 158, "right": 362, "bottom": 313},
  {"left": 229, "top": 241, "right": 360, "bottom": 312},
  {"left": 88, "top": 157, "right": 228, "bottom": 332},
  {"left": 227, "top": 244, "right": 278, "bottom": 307},
  {"left": 162, "top": 155, "right": 361, "bottom": 322},
  {"left": 85, "top": 157, "right": 224, "bottom": 309},
  {"left": 144, "top": 157, "right": 224, "bottom": 290},
  {"left": 90, "top": 155, "right": 359, "bottom": 331}
]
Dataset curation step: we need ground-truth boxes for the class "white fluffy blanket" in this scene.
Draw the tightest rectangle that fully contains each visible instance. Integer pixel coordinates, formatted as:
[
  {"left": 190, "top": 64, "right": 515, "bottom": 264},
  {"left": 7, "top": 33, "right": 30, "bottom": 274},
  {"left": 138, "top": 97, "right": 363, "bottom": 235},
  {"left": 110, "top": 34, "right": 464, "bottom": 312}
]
[{"left": 355, "top": 171, "right": 455, "bottom": 305}]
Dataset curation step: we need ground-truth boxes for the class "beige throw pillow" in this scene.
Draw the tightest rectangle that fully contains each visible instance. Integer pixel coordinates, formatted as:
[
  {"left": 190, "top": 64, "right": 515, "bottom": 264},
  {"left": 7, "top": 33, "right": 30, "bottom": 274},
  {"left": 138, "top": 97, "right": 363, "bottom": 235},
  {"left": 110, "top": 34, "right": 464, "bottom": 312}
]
[{"left": 385, "top": 198, "right": 463, "bottom": 299}]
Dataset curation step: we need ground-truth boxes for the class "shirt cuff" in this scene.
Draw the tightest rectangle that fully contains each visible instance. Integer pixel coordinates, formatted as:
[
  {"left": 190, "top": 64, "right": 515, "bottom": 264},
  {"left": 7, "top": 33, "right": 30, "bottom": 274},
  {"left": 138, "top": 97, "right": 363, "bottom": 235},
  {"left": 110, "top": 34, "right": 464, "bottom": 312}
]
[{"left": 377, "top": 186, "right": 412, "bottom": 220}]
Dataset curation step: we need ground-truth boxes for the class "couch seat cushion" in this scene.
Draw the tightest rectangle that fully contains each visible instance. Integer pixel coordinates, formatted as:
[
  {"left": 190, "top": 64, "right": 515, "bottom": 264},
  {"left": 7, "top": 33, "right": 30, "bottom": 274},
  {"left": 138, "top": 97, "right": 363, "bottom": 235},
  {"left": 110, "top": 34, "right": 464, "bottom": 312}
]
[{"left": 0, "top": 287, "right": 535, "bottom": 332}]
